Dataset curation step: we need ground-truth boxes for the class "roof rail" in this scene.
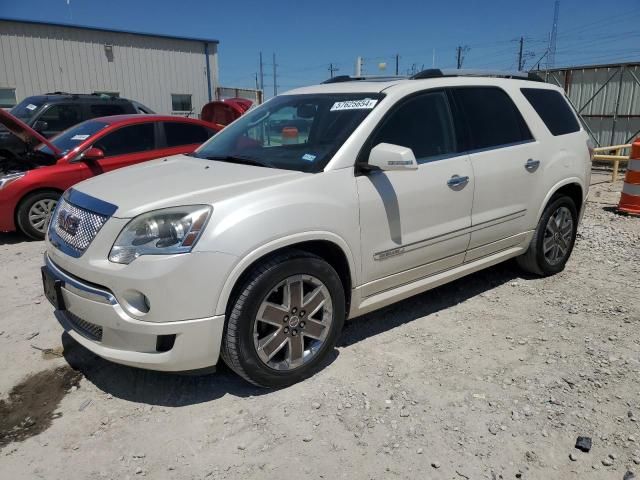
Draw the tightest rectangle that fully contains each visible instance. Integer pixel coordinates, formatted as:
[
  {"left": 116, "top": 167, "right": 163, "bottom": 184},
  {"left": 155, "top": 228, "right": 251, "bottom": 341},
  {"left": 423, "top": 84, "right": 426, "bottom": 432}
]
[
  {"left": 410, "top": 68, "right": 544, "bottom": 82},
  {"left": 322, "top": 74, "right": 406, "bottom": 84}
]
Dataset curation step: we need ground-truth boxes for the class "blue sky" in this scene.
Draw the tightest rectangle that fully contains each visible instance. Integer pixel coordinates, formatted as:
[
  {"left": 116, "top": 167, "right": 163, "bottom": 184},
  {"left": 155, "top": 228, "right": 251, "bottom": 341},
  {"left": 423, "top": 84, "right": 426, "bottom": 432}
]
[{"left": 2, "top": 0, "right": 639, "bottom": 95}]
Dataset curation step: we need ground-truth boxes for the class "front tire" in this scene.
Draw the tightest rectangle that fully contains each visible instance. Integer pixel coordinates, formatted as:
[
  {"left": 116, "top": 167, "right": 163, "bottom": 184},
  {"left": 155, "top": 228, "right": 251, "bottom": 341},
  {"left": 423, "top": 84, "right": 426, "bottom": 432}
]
[
  {"left": 16, "top": 190, "right": 60, "bottom": 240},
  {"left": 221, "top": 250, "right": 346, "bottom": 388},
  {"left": 517, "top": 195, "right": 578, "bottom": 276}
]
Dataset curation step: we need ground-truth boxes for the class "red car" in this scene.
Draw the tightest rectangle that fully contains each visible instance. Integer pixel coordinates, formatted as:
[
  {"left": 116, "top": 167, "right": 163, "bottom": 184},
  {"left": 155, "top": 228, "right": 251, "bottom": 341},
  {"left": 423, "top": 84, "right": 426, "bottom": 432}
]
[{"left": 0, "top": 111, "right": 220, "bottom": 239}]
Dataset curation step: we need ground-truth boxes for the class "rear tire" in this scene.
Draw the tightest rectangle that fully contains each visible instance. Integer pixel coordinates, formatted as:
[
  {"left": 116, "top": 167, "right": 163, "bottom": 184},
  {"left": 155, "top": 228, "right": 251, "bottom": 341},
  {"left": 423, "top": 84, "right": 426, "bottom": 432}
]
[
  {"left": 16, "top": 190, "right": 60, "bottom": 240},
  {"left": 221, "top": 250, "right": 345, "bottom": 388},
  {"left": 517, "top": 195, "right": 578, "bottom": 276}
]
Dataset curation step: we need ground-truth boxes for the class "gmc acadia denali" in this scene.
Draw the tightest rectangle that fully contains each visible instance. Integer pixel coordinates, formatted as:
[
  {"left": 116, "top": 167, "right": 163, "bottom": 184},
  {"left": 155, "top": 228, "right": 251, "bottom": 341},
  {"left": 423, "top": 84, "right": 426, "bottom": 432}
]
[{"left": 42, "top": 70, "right": 591, "bottom": 387}]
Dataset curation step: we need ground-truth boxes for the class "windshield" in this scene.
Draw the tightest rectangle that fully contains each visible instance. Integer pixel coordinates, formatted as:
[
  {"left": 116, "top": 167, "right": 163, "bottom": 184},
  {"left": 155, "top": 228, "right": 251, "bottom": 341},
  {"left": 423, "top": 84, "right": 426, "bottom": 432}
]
[
  {"left": 193, "top": 93, "right": 383, "bottom": 172},
  {"left": 37, "top": 120, "right": 109, "bottom": 157},
  {"left": 10, "top": 98, "right": 46, "bottom": 123}
]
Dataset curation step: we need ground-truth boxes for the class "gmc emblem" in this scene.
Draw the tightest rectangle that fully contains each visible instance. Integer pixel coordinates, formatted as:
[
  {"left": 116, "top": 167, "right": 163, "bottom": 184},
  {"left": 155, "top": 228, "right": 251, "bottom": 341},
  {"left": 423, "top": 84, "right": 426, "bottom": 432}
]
[{"left": 58, "top": 210, "right": 81, "bottom": 236}]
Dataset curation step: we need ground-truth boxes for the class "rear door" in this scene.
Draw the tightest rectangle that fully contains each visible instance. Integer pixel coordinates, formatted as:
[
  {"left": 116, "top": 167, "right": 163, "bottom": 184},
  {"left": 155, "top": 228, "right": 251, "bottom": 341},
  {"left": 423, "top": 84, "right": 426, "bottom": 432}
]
[
  {"left": 450, "top": 86, "right": 542, "bottom": 262},
  {"left": 356, "top": 90, "right": 474, "bottom": 296},
  {"left": 160, "top": 121, "right": 216, "bottom": 155},
  {"left": 90, "top": 122, "right": 159, "bottom": 173}
]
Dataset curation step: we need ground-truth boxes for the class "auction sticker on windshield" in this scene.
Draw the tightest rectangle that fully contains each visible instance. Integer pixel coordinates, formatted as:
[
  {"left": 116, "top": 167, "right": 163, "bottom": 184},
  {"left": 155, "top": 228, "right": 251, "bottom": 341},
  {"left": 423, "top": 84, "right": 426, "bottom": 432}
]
[
  {"left": 330, "top": 98, "right": 378, "bottom": 111},
  {"left": 71, "top": 134, "right": 90, "bottom": 141}
]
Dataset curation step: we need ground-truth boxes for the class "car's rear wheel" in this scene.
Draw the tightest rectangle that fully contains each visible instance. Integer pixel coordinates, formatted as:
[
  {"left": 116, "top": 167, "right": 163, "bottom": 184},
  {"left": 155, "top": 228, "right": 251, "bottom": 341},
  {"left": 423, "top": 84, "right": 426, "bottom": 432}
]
[
  {"left": 221, "top": 250, "right": 345, "bottom": 388},
  {"left": 16, "top": 190, "right": 60, "bottom": 240},
  {"left": 517, "top": 195, "right": 578, "bottom": 276}
]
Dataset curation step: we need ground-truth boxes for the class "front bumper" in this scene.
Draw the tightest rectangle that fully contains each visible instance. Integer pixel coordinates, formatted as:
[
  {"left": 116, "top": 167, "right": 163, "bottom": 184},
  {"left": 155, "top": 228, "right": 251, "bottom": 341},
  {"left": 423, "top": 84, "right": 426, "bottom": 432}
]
[{"left": 44, "top": 254, "right": 225, "bottom": 371}]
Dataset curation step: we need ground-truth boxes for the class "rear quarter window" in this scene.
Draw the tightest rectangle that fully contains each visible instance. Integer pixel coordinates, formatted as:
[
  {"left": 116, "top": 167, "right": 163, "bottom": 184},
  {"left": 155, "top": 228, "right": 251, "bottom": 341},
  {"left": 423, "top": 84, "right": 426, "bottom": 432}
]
[
  {"left": 451, "top": 86, "right": 533, "bottom": 150},
  {"left": 520, "top": 88, "right": 580, "bottom": 136}
]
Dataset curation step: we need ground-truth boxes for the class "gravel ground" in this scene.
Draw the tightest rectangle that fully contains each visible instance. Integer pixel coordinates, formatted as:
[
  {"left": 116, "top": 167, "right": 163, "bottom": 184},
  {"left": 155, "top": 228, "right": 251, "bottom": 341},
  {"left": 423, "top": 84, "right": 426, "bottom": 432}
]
[{"left": 1, "top": 171, "right": 639, "bottom": 480}]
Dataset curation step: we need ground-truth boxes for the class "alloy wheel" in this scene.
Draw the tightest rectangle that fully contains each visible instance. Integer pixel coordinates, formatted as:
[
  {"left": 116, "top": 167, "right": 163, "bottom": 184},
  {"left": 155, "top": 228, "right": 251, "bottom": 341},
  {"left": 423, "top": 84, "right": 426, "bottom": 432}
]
[
  {"left": 253, "top": 274, "right": 333, "bottom": 371},
  {"left": 543, "top": 206, "right": 574, "bottom": 265},
  {"left": 28, "top": 199, "right": 57, "bottom": 233}
]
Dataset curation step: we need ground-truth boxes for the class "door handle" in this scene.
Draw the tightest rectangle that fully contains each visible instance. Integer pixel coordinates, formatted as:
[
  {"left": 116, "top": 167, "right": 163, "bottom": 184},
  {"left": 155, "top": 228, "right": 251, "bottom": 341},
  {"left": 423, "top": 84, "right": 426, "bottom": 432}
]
[
  {"left": 525, "top": 159, "right": 540, "bottom": 172},
  {"left": 447, "top": 175, "right": 469, "bottom": 189}
]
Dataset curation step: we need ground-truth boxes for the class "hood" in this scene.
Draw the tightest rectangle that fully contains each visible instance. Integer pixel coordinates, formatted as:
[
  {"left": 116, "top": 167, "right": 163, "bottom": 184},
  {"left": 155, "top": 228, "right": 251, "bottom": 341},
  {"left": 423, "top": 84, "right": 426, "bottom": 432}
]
[
  {"left": 73, "top": 154, "right": 305, "bottom": 218},
  {"left": 0, "top": 109, "right": 61, "bottom": 156}
]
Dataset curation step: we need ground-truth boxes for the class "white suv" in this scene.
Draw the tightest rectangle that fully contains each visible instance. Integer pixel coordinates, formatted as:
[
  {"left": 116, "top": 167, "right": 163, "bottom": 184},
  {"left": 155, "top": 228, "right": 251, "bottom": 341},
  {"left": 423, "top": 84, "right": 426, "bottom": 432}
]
[{"left": 42, "top": 70, "right": 591, "bottom": 387}]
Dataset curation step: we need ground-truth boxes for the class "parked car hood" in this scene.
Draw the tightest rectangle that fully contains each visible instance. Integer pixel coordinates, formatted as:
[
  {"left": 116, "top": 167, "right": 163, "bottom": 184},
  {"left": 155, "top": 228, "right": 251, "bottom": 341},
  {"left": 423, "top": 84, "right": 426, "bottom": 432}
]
[
  {"left": 0, "top": 109, "right": 61, "bottom": 156},
  {"left": 73, "top": 154, "right": 306, "bottom": 218}
]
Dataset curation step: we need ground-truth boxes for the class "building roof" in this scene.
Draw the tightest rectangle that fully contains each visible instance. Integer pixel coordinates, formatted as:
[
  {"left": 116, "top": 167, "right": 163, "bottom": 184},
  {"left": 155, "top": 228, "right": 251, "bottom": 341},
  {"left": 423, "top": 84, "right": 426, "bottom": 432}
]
[
  {"left": 535, "top": 61, "right": 640, "bottom": 73},
  {"left": 0, "top": 17, "right": 218, "bottom": 44}
]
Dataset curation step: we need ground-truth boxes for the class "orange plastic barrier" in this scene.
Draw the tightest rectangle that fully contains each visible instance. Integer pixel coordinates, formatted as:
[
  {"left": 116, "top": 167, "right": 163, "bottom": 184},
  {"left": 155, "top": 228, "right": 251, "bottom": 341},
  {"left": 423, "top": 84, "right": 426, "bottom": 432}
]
[{"left": 618, "top": 139, "right": 640, "bottom": 216}]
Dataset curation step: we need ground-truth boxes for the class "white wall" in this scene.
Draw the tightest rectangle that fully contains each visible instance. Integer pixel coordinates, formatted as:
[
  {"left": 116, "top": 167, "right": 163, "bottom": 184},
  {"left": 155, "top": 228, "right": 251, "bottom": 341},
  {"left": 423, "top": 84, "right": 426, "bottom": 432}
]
[{"left": 0, "top": 20, "right": 219, "bottom": 116}]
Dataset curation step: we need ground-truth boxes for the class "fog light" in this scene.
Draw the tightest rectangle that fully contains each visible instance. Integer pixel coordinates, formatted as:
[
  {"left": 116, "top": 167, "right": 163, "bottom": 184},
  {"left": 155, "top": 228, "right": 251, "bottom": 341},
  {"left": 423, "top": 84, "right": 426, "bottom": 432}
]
[
  {"left": 121, "top": 290, "right": 150, "bottom": 315},
  {"left": 156, "top": 335, "right": 176, "bottom": 352}
]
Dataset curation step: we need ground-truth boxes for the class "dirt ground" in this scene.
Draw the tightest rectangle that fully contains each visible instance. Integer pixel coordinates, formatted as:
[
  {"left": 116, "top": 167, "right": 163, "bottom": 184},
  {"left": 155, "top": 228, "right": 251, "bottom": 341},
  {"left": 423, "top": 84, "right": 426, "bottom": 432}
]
[{"left": 1, "top": 171, "right": 639, "bottom": 480}]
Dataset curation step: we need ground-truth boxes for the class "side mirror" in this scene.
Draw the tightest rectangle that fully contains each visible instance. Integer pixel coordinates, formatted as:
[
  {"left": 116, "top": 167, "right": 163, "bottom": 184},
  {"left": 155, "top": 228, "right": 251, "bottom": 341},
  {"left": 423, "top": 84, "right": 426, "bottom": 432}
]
[
  {"left": 82, "top": 147, "right": 104, "bottom": 161},
  {"left": 367, "top": 143, "right": 418, "bottom": 171},
  {"left": 33, "top": 120, "right": 48, "bottom": 132}
]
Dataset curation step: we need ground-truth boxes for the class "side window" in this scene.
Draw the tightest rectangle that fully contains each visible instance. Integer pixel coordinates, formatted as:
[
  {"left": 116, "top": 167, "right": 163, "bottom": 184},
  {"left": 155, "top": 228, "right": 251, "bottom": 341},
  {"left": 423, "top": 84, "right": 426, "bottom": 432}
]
[
  {"left": 171, "top": 94, "right": 192, "bottom": 112},
  {"left": 38, "top": 104, "right": 82, "bottom": 132},
  {"left": 369, "top": 91, "right": 456, "bottom": 162},
  {"left": 521, "top": 88, "right": 580, "bottom": 136},
  {"left": 452, "top": 87, "right": 533, "bottom": 150},
  {"left": 93, "top": 123, "right": 155, "bottom": 157},
  {"left": 89, "top": 104, "right": 127, "bottom": 118},
  {"left": 164, "top": 122, "right": 212, "bottom": 147}
]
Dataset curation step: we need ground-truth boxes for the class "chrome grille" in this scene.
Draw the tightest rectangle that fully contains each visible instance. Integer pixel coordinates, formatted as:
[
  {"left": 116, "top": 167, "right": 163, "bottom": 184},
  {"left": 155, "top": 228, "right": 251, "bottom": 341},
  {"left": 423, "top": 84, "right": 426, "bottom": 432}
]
[
  {"left": 65, "top": 311, "right": 103, "bottom": 342},
  {"left": 51, "top": 198, "right": 109, "bottom": 254}
]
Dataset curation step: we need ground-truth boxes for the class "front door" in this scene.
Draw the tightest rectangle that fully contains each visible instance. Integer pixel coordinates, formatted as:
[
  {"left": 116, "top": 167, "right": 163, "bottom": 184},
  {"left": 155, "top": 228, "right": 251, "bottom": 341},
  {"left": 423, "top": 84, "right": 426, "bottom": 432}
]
[
  {"left": 92, "top": 122, "right": 159, "bottom": 173},
  {"left": 356, "top": 90, "right": 474, "bottom": 297}
]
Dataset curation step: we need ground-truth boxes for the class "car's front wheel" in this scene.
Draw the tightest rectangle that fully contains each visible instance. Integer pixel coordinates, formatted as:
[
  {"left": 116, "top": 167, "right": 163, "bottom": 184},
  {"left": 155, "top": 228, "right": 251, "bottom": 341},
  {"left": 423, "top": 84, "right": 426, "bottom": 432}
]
[
  {"left": 517, "top": 194, "right": 578, "bottom": 276},
  {"left": 16, "top": 190, "right": 60, "bottom": 240},
  {"left": 221, "top": 250, "right": 346, "bottom": 388}
]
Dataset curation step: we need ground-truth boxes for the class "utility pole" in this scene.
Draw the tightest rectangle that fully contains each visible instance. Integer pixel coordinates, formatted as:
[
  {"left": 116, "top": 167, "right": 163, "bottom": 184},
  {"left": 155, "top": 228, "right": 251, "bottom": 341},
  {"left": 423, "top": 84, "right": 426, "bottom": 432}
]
[
  {"left": 518, "top": 36, "right": 524, "bottom": 71},
  {"left": 394, "top": 54, "right": 400, "bottom": 75},
  {"left": 547, "top": 0, "right": 560, "bottom": 69},
  {"left": 328, "top": 63, "right": 339, "bottom": 78},
  {"left": 355, "top": 56, "right": 364, "bottom": 76},
  {"left": 272, "top": 53, "right": 277, "bottom": 96},
  {"left": 456, "top": 46, "right": 469, "bottom": 69},
  {"left": 254, "top": 73, "right": 259, "bottom": 91},
  {"left": 432, "top": 48, "right": 436, "bottom": 68},
  {"left": 259, "top": 52, "right": 264, "bottom": 91}
]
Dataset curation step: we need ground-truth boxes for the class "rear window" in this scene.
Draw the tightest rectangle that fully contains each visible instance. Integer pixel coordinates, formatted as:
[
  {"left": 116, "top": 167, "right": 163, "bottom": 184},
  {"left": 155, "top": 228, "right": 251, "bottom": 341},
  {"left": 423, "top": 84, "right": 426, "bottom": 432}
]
[
  {"left": 521, "top": 88, "right": 580, "bottom": 136},
  {"left": 164, "top": 122, "right": 212, "bottom": 147},
  {"left": 452, "top": 87, "right": 533, "bottom": 150}
]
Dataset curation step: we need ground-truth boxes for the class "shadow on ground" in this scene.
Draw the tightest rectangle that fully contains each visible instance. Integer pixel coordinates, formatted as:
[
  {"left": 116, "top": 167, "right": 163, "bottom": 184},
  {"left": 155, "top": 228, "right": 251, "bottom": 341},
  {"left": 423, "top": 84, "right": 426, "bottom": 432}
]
[
  {"left": 0, "top": 232, "right": 33, "bottom": 245},
  {"left": 60, "top": 260, "right": 523, "bottom": 406}
]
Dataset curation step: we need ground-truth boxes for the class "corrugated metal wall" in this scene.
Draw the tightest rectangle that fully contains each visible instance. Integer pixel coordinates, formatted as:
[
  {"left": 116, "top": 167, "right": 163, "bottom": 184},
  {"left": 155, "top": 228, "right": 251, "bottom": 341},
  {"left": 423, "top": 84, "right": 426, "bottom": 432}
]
[
  {"left": 0, "top": 20, "right": 218, "bottom": 116},
  {"left": 538, "top": 63, "right": 640, "bottom": 146}
]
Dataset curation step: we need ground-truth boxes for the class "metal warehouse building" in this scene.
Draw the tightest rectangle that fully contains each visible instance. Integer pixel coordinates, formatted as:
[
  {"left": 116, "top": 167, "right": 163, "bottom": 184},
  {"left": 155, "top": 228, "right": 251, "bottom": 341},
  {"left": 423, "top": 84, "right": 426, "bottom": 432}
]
[
  {"left": 0, "top": 18, "right": 219, "bottom": 116},
  {"left": 537, "top": 62, "right": 640, "bottom": 147}
]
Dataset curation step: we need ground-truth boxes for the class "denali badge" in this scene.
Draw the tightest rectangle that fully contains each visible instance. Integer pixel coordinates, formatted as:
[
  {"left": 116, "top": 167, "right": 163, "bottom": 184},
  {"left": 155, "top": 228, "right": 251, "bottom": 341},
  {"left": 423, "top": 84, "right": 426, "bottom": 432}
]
[{"left": 58, "top": 210, "right": 80, "bottom": 236}]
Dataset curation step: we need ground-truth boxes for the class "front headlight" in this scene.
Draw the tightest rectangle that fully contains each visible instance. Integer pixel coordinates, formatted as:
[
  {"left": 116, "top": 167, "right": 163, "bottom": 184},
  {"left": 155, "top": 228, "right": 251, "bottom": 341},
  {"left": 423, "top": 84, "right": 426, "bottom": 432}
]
[{"left": 109, "top": 205, "right": 212, "bottom": 264}]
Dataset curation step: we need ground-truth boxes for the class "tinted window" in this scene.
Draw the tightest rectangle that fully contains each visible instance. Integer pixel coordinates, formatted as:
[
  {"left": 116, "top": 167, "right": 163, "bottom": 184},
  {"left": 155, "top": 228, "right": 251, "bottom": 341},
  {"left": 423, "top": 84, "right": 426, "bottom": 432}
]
[
  {"left": 521, "top": 88, "right": 580, "bottom": 136},
  {"left": 164, "top": 122, "right": 212, "bottom": 147},
  {"left": 93, "top": 123, "right": 155, "bottom": 157},
  {"left": 89, "top": 104, "right": 127, "bottom": 117},
  {"left": 452, "top": 87, "right": 532, "bottom": 150},
  {"left": 38, "top": 104, "right": 83, "bottom": 132},
  {"left": 369, "top": 91, "right": 456, "bottom": 162}
]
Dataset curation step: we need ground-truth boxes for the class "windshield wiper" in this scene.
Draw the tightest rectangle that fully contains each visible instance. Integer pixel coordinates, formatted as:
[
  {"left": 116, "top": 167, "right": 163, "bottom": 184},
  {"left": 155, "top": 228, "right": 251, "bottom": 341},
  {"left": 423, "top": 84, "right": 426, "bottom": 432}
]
[{"left": 199, "top": 155, "right": 272, "bottom": 168}]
